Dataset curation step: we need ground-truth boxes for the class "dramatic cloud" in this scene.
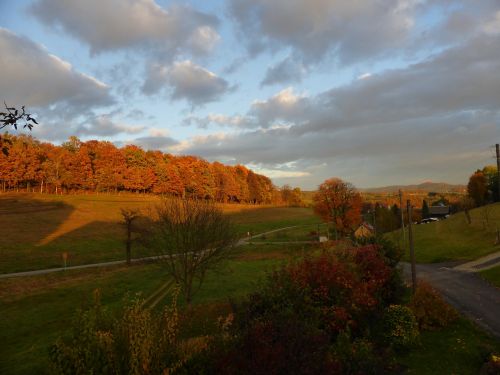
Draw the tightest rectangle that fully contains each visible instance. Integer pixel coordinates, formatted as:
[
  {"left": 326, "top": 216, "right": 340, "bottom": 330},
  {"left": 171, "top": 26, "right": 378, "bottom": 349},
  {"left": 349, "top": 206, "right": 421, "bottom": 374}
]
[
  {"left": 228, "top": 0, "right": 420, "bottom": 63},
  {"left": 0, "top": 28, "right": 113, "bottom": 112},
  {"left": 30, "top": 0, "right": 220, "bottom": 56},
  {"left": 177, "top": 33, "right": 500, "bottom": 188},
  {"left": 143, "top": 60, "right": 231, "bottom": 106}
]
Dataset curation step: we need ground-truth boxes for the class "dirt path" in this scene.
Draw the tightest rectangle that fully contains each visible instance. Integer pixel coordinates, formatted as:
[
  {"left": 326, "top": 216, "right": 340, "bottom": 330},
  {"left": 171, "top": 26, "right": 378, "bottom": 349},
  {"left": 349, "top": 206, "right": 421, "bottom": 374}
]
[{"left": 401, "top": 263, "right": 500, "bottom": 339}]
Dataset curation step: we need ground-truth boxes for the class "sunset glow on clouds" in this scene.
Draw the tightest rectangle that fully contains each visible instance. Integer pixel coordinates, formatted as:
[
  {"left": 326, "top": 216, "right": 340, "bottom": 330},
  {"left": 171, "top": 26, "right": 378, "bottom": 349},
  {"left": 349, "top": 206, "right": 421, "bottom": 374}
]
[{"left": 1, "top": 0, "right": 499, "bottom": 188}]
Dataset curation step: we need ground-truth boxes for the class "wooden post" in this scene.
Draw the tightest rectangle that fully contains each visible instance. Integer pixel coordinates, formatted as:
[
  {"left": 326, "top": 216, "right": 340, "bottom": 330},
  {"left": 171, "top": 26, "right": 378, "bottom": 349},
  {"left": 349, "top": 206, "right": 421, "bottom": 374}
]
[
  {"left": 407, "top": 200, "right": 417, "bottom": 294},
  {"left": 496, "top": 144, "right": 500, "bottom": 201},
  {"left": 399, "top": 189, "right": 405, "bottom": 248},
  {"left": 62, "top": 252, "right": 68, "bottom": 269}
]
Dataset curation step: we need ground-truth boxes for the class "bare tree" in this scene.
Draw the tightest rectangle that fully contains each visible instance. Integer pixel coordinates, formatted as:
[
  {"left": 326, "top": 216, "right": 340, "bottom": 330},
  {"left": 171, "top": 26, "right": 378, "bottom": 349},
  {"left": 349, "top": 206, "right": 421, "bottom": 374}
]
[
  {"left": 143, "top": 198, "right": 238, "bottom": 304},
  {"left": 0, "top": 103, "right": 38, "bottom": 155},
  {"left": 461, "top": 197, "right": 474, "bottom": 225},
  {"left": 0, "top": 102, "right": 38, "bottom": 131},
  {"left": 481, "top": 205, "right": 491, "bottom": 230},
  {"left": 120, "top": 208, "right": 140, "bottom": 265}
]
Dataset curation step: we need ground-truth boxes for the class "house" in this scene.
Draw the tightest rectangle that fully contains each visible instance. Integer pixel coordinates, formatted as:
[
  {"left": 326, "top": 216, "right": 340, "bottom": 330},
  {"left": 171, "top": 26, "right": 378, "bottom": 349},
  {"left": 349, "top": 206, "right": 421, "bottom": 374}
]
[
  {"left": 428, "top": 205, "right": 450, "bottom": 218},
  {"left": 354, "top": 222, "right": 375, "bottom": 239}
]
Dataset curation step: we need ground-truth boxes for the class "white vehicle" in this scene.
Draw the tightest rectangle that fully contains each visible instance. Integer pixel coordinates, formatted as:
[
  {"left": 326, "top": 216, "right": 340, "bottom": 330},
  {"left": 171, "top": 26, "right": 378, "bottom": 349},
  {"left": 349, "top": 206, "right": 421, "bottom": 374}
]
[{"left": 420, "top": 217, "right": 439, "bottom": 224}]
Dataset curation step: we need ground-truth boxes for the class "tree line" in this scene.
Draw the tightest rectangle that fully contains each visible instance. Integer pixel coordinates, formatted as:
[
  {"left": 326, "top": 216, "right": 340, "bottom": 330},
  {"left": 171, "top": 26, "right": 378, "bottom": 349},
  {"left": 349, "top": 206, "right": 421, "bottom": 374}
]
[{"left": 0, "top": 134, "right": 303, "bottom": 205}]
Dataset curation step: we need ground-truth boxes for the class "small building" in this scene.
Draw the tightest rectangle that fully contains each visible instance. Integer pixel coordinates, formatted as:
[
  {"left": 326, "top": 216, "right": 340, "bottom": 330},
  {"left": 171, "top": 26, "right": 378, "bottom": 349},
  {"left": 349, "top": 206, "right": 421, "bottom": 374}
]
[
  {"left": 354, "top": 222, "right": 375, "bottom": 239},
  {"left": 428, "top": 205, "right": 450, "bottom": 218}
]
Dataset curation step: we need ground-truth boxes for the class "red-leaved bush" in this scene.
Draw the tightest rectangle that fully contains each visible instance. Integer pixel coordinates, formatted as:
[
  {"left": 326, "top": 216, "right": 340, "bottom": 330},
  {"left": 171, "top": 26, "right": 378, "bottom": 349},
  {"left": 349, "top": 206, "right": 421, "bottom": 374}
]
[
  {"left": 287, "top": 245, "right": 391, "bottom": 335},
  {"left": 187, "top": 243, "right": 406, "bottom": 374}
]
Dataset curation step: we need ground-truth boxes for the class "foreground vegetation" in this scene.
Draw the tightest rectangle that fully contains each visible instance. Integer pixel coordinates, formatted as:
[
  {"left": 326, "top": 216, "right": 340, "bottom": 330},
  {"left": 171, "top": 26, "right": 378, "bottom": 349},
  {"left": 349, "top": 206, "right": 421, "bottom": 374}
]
[
  {"left": 388, "top": 203, "right": 500, "bottom": 263},
  {"left": 2, "top": 240, "right": 498, "bottom": 374}
]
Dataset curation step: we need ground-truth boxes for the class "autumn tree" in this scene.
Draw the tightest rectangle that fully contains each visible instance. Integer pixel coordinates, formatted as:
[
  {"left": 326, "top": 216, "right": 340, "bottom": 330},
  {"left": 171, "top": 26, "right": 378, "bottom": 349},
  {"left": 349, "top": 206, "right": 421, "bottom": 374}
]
[
  {"left": 143, "top": 198, "right": 238, "bottom": 304},
  {"left": 313, "top": 178, "right": 363, "bottom": 236},
  {"left": 467, "top": 171, "right": 488, "bottom": 206},
  {"left": 0, "top": 134, "right": 300, "bottom": 203},
  {"left": 281, "top": 185, "right": 303, "bottom": 206}
]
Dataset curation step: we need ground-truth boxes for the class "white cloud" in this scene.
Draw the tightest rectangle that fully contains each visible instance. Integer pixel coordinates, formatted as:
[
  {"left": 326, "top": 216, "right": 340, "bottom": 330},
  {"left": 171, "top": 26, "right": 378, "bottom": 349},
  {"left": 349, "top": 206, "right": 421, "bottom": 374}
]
[
  {"left": 183, "top": 113, "right": 254, "bottom": 129},
  {"left": 228, "top": 0, "right": 419, "bottom": 63},
  {"left": 483, "top": 11, "right": 500, "bottom": 35},
  {"left": 143, "top": 60, "right": 231, "bottom": 106},
  {"left": 357, "top": 72, "right": 372, "bottom": 80},
  {"left": 0, "top": 28, "right": 113, "bottom": 111},
  {"left": 30, "top": 0, "right": 220, "bottom": 56},
  {"left": 78, "top": 115, "right": 145, "bottom": 136},
  {"left": 261, "top": 57, "right": 306, "bottom": 86}
]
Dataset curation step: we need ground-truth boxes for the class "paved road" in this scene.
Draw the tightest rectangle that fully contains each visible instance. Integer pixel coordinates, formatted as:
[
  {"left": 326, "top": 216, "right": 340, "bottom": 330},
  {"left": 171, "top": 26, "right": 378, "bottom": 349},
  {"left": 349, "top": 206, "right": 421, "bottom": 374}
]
[{"left": 402, "top": 263, "right": 500, "bottom": 339}]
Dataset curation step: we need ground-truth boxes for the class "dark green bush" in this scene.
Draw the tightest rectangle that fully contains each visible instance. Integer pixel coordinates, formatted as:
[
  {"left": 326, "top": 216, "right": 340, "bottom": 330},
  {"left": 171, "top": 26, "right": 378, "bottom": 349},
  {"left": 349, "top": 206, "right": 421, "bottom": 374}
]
[{"left": 381, "top": 305, "right": 419, "bottom": 350}]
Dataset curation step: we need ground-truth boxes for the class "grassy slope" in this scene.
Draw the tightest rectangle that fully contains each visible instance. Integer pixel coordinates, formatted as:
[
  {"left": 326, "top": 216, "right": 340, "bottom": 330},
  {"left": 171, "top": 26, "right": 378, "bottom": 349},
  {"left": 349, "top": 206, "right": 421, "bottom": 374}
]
[
  {"left": 388, "top": 203, "right": 500, "bottom": 263},
  {"left": 0, "top": 193, "right": 318, "bottom": 273},
  {"left": 480, "top": 266, "right": 500, "bottom": 288},
  {"left": 399, "top": 317, "right": 499, "bottom": 374}
]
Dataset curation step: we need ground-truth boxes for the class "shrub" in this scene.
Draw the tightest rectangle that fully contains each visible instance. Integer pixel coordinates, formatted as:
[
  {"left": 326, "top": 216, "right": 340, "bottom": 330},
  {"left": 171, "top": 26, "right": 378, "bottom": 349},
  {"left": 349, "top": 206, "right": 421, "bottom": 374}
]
[
  {"left": 409, "top": 282, "right": 458, "bottom": 330},
  {"left": 192, "top": 243, "right": 406, "bottom": 374},
  {"left": 382, "top": 305, "right": 419, "bottom": 350},
  {"left": 332, "top": 332, "right": 393, "bottom": 374},
  {"left": 480, "top": 354, "right": 500, "bottom": 374},
  {"left": 50, "top": 289, "right": 186, "bottom": 375}
]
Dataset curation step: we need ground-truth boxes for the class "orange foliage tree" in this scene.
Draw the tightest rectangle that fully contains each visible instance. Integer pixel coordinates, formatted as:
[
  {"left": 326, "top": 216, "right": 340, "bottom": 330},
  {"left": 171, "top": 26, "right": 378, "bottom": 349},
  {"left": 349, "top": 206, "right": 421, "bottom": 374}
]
[
  {"left": 0, "top": 134, "right": 302, "bottom": 205},
  {"left": 313, "top": 178, "right": 363, "bottom": 235},
  {"left": 467, "top": 170, "right": 488, "bottom": 206}
]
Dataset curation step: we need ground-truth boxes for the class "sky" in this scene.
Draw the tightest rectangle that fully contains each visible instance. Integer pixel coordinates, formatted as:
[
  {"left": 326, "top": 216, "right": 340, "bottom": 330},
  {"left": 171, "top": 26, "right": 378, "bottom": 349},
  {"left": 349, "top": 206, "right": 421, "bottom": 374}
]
[{"left": 0, "top": 0, "right": 499, "bottom": 189}]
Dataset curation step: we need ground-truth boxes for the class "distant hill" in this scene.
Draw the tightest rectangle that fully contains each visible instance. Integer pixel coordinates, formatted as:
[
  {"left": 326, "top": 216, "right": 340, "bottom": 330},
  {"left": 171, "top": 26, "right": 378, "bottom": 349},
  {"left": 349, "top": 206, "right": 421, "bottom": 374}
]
[{"left": 361, "top": 182, "right": 466, "bottom": 194}]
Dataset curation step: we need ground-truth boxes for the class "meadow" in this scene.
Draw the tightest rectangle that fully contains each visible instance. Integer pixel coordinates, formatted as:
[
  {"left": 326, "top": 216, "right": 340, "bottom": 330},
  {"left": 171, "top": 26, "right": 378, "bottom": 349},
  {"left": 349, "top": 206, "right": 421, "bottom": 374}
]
[
  {"left": 389, "top": 202, "right": 500, "bottom": 263},
  {"left": 480, "top": 265, "right": 500, "bottom": 288},
  {"left": 1, "top": 193, "right": 498, "bottom": 374},
  {"left": 0, "top": 193, "right": 318, "bottom": 273}
]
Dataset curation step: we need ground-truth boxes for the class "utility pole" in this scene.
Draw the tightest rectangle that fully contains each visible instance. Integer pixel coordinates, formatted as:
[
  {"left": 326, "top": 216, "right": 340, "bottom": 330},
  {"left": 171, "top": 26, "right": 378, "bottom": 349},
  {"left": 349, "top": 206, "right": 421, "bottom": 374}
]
[
  {"left": 407, "top": 200, "right": 417, "bottom": 294},
  {"left": 399, "top": 189, "right": 405, "bottom": 248},
  {"left": 496, "top": 144, "right": 500, "bottom": 201}
]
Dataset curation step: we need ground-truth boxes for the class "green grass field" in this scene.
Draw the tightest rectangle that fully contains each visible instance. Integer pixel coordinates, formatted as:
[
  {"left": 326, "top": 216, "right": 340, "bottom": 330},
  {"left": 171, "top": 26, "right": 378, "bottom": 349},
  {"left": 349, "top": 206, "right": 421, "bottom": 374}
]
[
  {"left": 399, "top": 317, "right": 499, "bottom": 374},
  {"left": 0, "top": 193, "right": 319, "bottom": 273},
  {"left": 0, "top": 242, "right": 305, "bottom": 374},
  {"left": 480, "top": 266, "right": 500, "bottom": 288},
  {"left": 388, "top": 203, "right": 500, "bottom": 263},
  {"left": 1, "top": 193, "right": 498, "bottom": 374}
]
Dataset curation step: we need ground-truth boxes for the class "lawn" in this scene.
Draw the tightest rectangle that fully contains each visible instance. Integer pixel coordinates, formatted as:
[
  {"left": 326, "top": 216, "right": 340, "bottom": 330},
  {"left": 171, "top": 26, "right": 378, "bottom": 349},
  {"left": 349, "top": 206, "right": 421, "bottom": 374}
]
[
  {"left": 0, "top": 193, "right": 317, "bottom": 273},
  {"left": 480, "top": 265, "right": 500, "bottom": 288},
  {"left": 398, "top": 317, "right": 499, "bottom": 374},
  {"left": 388, "top": 203, "right": 500, "bottom": 263},
  {"left": 0, "top": 242, "right": 303, "bottom": 374}
]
